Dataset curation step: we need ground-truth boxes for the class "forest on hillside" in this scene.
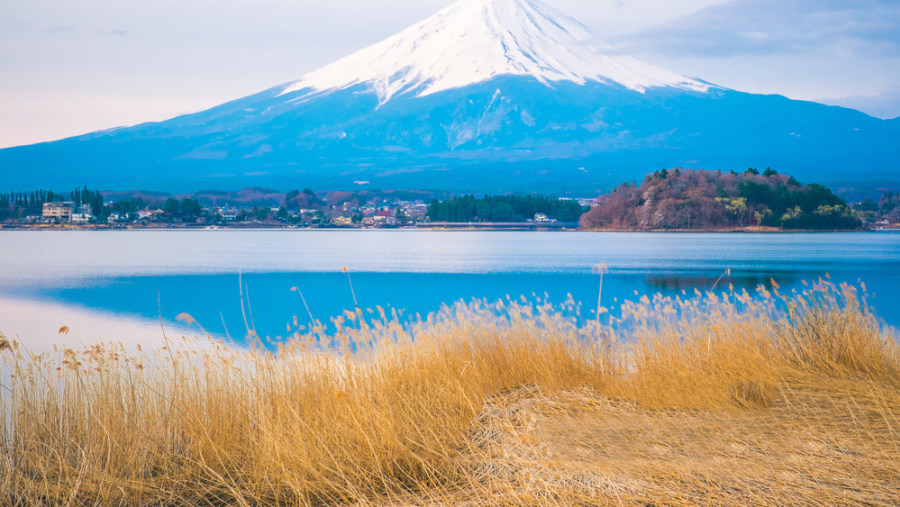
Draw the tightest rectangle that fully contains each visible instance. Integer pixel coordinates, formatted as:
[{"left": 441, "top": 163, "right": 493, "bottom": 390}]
[{"left": 580, "top": 168, "right": 861, "bottom": 230}]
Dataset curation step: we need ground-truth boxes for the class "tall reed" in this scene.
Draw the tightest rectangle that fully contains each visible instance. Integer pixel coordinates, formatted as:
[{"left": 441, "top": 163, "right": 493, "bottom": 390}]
[{"left": 0, "top": 280, "right": 896, "bottom": 505}]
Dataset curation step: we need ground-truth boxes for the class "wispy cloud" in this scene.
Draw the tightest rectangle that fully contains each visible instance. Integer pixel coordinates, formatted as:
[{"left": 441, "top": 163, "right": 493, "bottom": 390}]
[
  {"left": 42, "top": 25, "right": 77, "bottom": 34},
  {"left": 608, "top": 0, "right": 900, "bottom": 118},
  {"left": 42, "top": 26, "right": 130, "bottom": 37},
  {"left": 818, "top": 85, "right": 900, "bottom": 120},
  {"left": 614, "top": 0, "right": 900, "bottom": 58},
  {"left": 97, "top": 29, "right": 130, "bottom": 37}
]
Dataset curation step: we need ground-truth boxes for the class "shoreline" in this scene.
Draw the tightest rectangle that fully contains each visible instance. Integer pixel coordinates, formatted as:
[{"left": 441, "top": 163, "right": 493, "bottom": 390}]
[
  {"left": 1, "top": 218, "right": 888, "bottom": 236},
  {"left": 0, "top": 223, "right": 888, "bottom": 233}
]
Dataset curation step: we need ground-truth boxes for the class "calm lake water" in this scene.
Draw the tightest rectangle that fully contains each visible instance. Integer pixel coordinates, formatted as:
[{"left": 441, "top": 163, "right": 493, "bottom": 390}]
[{"left": 1, "top": 230, "right": 898, "bottom": 346}]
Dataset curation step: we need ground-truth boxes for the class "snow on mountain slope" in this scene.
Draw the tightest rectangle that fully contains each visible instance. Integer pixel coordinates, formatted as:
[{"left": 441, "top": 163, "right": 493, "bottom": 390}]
[
  {"left": 280, "top": 0, "right": 711, "bottom": 104},
  {"left": 5, "top": 0, "right": 896, "bottom": 193}
]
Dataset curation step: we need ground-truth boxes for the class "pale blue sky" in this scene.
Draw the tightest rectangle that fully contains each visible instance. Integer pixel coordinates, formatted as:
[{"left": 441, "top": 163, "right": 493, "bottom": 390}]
[{"left": 1, "top": 0, "right": 897, "bottom": 148}]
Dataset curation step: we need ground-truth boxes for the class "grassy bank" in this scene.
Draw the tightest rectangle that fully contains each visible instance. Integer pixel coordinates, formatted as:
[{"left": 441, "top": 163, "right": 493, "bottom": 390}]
[{"left": 1, "top": 281, "right": 898, "bottom": 505}]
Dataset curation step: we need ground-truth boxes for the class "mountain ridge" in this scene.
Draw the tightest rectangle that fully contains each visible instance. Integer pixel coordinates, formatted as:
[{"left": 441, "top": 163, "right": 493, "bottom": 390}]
[{"left": 0, "top": 0, "right": 897, "bottom": 192}]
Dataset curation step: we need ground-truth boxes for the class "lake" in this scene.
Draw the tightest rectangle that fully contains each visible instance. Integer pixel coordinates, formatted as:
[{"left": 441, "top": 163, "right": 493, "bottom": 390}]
[{"left": 1, "top": 230, "right": 898, "bottom": 349}]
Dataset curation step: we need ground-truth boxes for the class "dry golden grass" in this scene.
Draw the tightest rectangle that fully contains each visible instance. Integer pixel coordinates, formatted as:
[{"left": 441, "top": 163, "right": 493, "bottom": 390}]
[
  {"left": 463, "top": 378, "right": 899, "bottom": 505},
  {"left": 0, "top": 280, "right": 897, "bottom": 505}
]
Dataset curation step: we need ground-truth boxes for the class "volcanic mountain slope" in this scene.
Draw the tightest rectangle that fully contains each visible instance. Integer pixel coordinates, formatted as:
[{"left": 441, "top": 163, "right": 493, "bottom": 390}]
[{"left": 1, "top": 0, "right": 897, "bottom": 192}]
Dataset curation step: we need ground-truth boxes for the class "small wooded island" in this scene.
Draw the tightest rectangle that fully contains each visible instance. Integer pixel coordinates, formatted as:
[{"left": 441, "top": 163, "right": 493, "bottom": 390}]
[{"left": 581, "top": 168, "right": 863, "bottom": 231}]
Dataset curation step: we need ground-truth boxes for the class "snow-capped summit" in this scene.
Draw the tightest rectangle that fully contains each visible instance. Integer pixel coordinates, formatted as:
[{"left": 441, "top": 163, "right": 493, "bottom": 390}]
[
  {"left": 280, "top": 0, "right": 710, "bottom": 103},
  {"left": 4, "top": 0, "right": 896, "bottom": 193}
]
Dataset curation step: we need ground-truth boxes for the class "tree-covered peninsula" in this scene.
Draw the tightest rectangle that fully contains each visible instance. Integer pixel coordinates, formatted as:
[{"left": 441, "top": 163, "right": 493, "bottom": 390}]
[{"left": 580, "top": 168, "right": 861, "bottom": 231}]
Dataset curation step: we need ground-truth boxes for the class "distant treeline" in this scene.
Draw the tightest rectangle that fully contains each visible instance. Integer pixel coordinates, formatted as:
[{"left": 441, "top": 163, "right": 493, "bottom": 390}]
[
  {"left": 427, "top": 195, "right": 586, "bottom": 223},
  {"left": 0, "top": 187, "right": 215, "bottom": 222},
  {"left": 0, "top": 188, "right": 104, "bottom": 220},
  {"left": 580, "top": 168, "right": 861, "bottom": 230}
]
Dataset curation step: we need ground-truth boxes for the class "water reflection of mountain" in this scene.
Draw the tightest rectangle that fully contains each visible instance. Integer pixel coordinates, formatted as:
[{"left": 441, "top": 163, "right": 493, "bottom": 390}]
[{"left": 642, "top": 272, "right": 803, "bottom": 293}]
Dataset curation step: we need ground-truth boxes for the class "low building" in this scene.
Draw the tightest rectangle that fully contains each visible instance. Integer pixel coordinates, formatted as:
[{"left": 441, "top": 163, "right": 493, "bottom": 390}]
[
  {"left": 370, "top": 215, "right": 398, "bottom": 226},
  {"left": 70, "top": 213, "right": 92, "bottom": 224},
  {"left": 70, "top": 204, "right": 93, "bottom": 224},
  {"left": 220, "top": 207, "right": 240, "bottom": 221},
  {"left": 405, "top": 205, "right": 428, "bottom": 221},
  {"left": 136, "top": 209, "right": 161, "bottom": 221},
  {"left": 42, "top": 202, "right": 74, "bottom": 222}
]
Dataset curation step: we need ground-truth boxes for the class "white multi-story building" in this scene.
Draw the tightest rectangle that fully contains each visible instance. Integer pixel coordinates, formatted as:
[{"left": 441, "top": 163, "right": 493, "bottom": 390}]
[{"left": 42, "top": 202, "right": 74, "bottom": 222}]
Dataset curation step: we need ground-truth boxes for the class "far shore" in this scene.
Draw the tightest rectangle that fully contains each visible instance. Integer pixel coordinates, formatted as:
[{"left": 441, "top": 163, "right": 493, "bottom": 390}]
[{"left": 1, "top": 222, "right": 892, "bottom": 233}]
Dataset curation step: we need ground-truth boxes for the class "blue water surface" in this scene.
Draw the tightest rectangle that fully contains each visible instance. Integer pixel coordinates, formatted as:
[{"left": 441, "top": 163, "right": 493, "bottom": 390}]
[{"left": 1, "top": 230, "right": 898, "bottom": 340}]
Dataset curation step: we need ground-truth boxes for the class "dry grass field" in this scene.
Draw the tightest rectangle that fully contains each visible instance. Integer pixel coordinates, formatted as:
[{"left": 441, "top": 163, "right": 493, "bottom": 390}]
[{"left": 1, "top": 280, "right": 897, "bottom": 505}]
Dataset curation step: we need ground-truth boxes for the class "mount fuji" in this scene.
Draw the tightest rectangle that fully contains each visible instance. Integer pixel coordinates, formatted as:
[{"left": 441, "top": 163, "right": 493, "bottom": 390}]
[{"left": 1, "top": 0, "right": 898, "bottom": 192}]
